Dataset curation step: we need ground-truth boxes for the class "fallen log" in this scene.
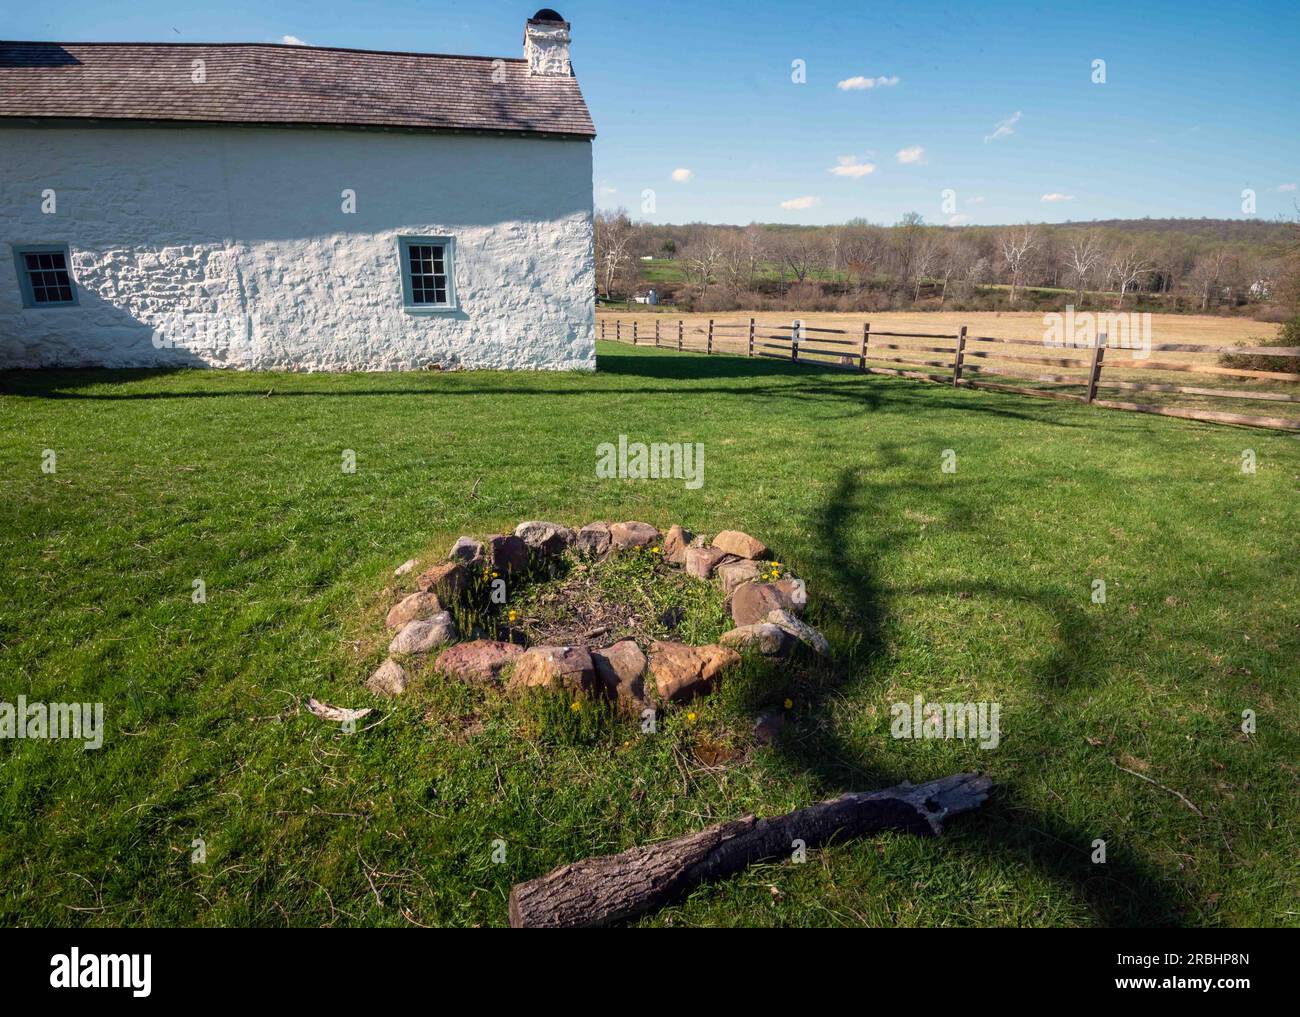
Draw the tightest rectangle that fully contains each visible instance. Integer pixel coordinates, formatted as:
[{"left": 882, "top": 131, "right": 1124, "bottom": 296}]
[{"left": 509, "top": 772, "right": 992, "bottom": 928}]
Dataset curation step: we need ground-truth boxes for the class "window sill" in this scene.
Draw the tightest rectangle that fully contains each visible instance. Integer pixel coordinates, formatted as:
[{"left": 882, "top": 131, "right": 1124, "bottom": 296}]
[{"left": 402, "top": 304, "right": 459, "bottom": 315}]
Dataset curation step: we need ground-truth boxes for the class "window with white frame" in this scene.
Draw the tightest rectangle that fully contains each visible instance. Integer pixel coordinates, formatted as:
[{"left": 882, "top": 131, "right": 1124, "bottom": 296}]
[{"left": 398, "top": 236, "right": 457, "bottom": 311}]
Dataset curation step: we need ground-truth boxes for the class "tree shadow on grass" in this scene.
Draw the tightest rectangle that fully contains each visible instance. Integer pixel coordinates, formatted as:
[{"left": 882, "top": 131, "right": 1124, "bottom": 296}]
[
  {"left": 760, "top": 456, "right": 1190, "bottom": 925},
  {"left": 1, "top": 356, "right": 1091, "bottom": 431}
]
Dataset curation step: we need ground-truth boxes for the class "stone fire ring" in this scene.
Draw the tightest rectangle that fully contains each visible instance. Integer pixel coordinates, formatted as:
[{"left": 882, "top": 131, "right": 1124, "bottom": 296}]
[{"left": 366, "top": 521, "right": 829, "bottom": 716}]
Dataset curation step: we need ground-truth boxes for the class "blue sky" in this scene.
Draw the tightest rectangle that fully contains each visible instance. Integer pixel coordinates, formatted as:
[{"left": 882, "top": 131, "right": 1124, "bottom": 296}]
[{"left": 9, "top": 0, "right": 1299, "bottom": 225}]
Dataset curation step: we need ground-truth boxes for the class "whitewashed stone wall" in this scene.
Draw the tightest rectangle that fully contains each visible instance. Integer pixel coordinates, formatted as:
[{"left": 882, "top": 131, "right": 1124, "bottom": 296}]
[{"left": 0, "top": 124, "right": 594, "bottom": 370}]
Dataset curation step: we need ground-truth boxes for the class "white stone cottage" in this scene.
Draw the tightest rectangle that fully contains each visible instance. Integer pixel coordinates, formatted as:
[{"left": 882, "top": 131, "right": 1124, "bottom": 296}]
[{"left": 0, "top": 10, "right": 596, "bottom": 370}]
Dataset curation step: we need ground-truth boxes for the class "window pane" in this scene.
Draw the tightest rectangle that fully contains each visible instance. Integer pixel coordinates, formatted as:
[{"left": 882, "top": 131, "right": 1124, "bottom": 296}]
[
  {"left": 403, "top": 240, "right": 451, "bottom": 306},
  {"left": 22, "top": 249, "right": 74, "bottom": 304}
]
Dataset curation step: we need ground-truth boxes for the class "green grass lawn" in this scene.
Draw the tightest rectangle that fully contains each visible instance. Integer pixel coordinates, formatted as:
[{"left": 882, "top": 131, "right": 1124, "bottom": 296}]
[{"left": 1, "top": 341, "right": 1297, "bottom": 927}]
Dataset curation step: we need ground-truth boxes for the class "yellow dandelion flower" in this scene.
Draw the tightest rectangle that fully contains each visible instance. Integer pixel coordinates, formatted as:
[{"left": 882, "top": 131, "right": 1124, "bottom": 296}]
[
  {"left": 507, "top": 609, "right": 518, "bottom": 622},
  {"left": 783, "top": 698, "right": 793, "bottom": 710},
  {"left": 570, "top": 701, "right": 581, "bottom": 713},
  {"left": 686, "top": 712, "right": 697, "bottom": 722}
]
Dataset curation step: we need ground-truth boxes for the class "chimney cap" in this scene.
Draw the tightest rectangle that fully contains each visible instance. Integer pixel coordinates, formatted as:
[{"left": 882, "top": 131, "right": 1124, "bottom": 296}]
[{"left": 529, "top": 8, "right": 568, "bottom": 23}]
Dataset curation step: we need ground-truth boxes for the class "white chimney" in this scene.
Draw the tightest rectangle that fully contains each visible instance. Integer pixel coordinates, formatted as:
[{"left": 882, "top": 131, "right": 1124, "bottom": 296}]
[{"left": 524, "top": 9, "right": 572, "bottom": 76}]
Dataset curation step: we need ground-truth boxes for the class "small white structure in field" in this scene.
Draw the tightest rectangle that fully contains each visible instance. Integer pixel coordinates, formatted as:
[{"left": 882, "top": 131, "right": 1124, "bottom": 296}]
[{"left": 0, "top": 9, "right": 596, "bottom": 371}]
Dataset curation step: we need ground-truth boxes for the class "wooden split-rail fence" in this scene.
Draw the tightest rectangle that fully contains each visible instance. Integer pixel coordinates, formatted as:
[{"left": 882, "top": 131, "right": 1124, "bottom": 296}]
[{"left": 599, "top": 317, "right": 1300, "bottom": 432}]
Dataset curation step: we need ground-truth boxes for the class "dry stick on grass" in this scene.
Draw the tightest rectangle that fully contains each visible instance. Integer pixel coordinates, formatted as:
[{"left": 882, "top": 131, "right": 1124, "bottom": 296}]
[
  {"left": 508, "top": 772, "right": 992, "bottom": 928},
  {"left": 1112, "top": 760, "right": 1205, "bottom": 817}
]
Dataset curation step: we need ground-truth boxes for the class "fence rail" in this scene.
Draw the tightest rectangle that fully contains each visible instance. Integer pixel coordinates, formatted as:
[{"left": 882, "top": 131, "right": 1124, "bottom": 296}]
[{"left": 598, "top": 317, "right": 1300, "bottom": 432}]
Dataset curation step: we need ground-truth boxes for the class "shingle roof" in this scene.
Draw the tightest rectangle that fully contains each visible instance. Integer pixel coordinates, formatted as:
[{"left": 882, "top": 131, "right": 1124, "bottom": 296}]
[{"left": 0, "top": 41, "right": 595, "bottom": 138}]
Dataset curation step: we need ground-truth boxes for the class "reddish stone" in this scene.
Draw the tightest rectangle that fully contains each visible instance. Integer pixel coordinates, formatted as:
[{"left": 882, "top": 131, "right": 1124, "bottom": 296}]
[{"left": 435, "top": 639, "right": 525, "bottom": 683}]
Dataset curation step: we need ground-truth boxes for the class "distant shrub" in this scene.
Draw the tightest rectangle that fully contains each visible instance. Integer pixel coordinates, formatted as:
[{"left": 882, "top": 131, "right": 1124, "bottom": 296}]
[
  {"left": 1218, "top": 316, "right": 1300, "bottom": 374},
  {"left": 1252, "top": 303, "right": 1292, "bottom": 324},
  {"left": 695, "top": 287, "right": 742, "bottom": 313}
]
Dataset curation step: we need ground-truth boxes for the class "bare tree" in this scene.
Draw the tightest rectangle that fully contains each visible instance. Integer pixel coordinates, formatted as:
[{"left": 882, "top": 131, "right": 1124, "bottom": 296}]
[
  {"left": 680, "top": 228, "right": 725, "bottom": 292},
  {"left": 841, "top": 223, "right": 884, "bottom": 292},
  {"left": 892, "top": 212, "right": 926, "bottom": 293},
  {"left": 912, "top": 235, "right": 941, "bottom": 302},
  {"left": 938, "top": 234, "right": 975, "bottom": 305},
  {"left": 999, "top": 225, "right": 1039, "bottom": 304},
  {"left": 1108, "top": 247, "right": 1150, "bottom": 310},
  {"left": 595, "top": 208, "right": 635, "bottom": 298},
  {"left": 719, "top": 225, "right": 766, "bottom": 291},
  {"left": 772, "top": 230, "right": 823, "bottom": 286},
  {"left": 1065, "top": 232, "right": 1104, "bottom": 305}
]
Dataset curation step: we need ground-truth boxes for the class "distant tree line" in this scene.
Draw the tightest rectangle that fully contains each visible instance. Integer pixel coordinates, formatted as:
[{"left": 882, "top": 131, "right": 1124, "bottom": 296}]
[{"left": 595, "top": 211, "right": 1300, "bottom": 319}]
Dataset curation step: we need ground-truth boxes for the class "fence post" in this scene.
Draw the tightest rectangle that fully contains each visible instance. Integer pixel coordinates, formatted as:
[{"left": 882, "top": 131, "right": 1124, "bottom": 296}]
[
  {"left": 860, "top": 321, "right": 870, "bottom": 372},
  {"left": 616, "top": 319, "right": 621, "bottom": 343},
  {"left": 790, "top": 321, "right": 799, "bottom": 363},
  {"left": 748, "top": 318, "right": 755, "bottom": 357},
  {"left": 632, "top": 320, "right": 638, "bottom": 346},
  {"left": 654, "top": 319, "right": 660, "bottom": 347},
  {"left": 1088, "top": 333, "right": 1107, "bottom": 403},
  {"left": 952, "top": 325, "right": 968, "bottom": 386},
  {"left": 707, "top": 318, "right": 714, "bottom": 355},
  {"left": 678, "top": 320, "right": 683, "bottom": 352},
  {"left": 600, "top": 318, "right": 605, "bottom": 340}
]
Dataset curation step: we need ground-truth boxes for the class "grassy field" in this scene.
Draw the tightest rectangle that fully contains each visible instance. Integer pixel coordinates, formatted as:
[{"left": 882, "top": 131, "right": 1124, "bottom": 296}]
[{"left": 2, "top": 342, "right": 1297, "bottom": 927}]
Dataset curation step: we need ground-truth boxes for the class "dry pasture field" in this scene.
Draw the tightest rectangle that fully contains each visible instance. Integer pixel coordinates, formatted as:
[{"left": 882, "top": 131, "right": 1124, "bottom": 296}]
[{"left": 597, "top": 310, "right": 1295, "bottom": 426}]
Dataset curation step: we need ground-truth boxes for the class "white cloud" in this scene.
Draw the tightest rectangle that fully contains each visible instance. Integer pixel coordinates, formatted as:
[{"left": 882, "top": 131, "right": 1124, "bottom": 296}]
[
  {"left": 896, "top": 146, "right": 926, "bottom": 165},
  {"left": 984, "top": 111, "right": 1021, "bottom": 142},
  {"left": 829, "top": 155, "right": 876, "bottom": 178},
  {"left": 1040, "top": 193, "right": 1075, "bottom": 202},
  {"left": 1279, "top": 183, "right": 1298, "bottom": 192},
  {"left": 671, "top": 168, "right": 693, "bottom": 183},
  {"left": 837, "top": 75, "right": 899, "bottom": 91},
  {"left": 597, "top": 185, "right": 618, "bottom": 197},
  {"left": 780, "top": 196, "right": 820, "bottom": 211},
  {"left": 947, "top": 214, "right": 973, "bottom": 226},
  {"left": 280, "top": 34, "right": 309, "bottom": 45},
  {"left": 966, "top": 196, "right": 986, "bottom": 205}
]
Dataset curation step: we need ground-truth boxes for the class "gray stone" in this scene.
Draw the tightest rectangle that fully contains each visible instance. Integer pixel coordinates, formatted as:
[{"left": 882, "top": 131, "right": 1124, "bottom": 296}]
[
  {"left": 448, "top": 536, "right": 485, "bottom": 565},
  {"left": 767, "top": 609, "right": 830, "bottom": 656},
  {"left": 574, "top": 521, "right": 612, "bottom": 556},
  {"left": 388, "top": 611, "right": 456, "bottom": 655},
  {"left": 720, "top": 622, "right": 794, "bottom": 656},
  {"left": 514, "top": 520, "right": 575, "bottom": 556},
  {"left": 366, "top": 658, "right": 409, "bottom": 697}
]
